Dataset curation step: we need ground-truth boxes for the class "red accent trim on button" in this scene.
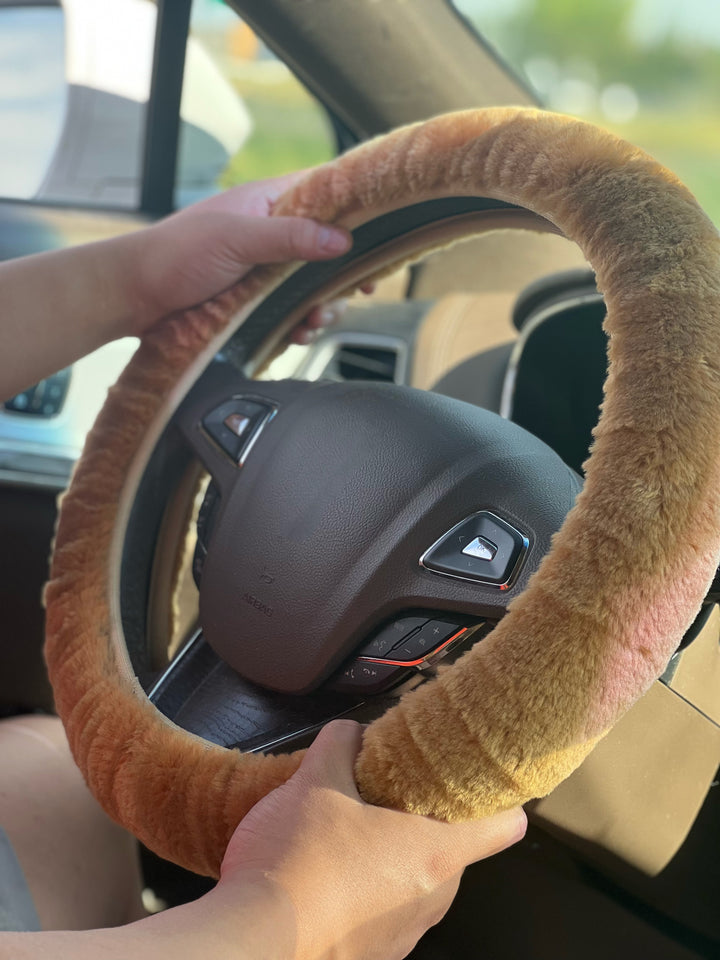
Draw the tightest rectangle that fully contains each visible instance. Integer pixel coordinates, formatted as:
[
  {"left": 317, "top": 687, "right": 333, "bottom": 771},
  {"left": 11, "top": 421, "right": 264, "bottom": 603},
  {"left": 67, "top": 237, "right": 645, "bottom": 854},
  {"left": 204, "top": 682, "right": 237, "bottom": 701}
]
[{"left": 357, "top": 627, "right": 468, "bottom": 667}]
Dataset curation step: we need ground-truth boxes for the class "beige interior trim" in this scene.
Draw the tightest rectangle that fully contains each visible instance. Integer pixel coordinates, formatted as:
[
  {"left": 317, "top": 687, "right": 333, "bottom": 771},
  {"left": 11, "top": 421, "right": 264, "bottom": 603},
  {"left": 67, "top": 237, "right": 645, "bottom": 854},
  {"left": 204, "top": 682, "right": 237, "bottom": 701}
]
[
  {"left": 409, "top": 230, "right": 590, "bottom": 390},
  {"left": 146, "top": 462, "right": 205, "bottom": 669},
  {"left": 412, "top": 228, "right": 589, "bottom": 300},
  {"left": 530, "top": 606, "right": 720, "bottom": 875},
  {"left": 666, "top": 606, "right": 720, "bottom": 725},
  {"left": 411, "top": 290, "right": 517, "bottom": 390}
]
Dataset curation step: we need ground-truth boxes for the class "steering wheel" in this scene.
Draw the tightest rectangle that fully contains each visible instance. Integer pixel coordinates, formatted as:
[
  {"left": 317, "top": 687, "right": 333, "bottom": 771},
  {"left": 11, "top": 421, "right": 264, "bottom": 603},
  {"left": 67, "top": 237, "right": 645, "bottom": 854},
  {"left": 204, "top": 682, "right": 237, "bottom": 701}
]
[{"left": 45, "top": 107, "right": 720, "bottom": 879}]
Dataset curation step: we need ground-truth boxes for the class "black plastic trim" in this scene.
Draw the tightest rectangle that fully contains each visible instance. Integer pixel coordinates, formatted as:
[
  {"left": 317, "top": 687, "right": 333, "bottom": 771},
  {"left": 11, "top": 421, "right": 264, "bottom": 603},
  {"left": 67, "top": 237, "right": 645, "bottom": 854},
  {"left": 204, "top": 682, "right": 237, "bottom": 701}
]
[{"left": 139, "top": 0, "right": 192, "bottom": 216}]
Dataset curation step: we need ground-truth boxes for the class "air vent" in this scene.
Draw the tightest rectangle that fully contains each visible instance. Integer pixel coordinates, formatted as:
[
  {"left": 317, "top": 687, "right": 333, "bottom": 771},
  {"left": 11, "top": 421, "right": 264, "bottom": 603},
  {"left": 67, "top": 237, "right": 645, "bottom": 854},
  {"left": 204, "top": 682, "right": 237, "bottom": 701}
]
[
  {"left": 299, "top": 333, "right": 408, "bottom": 384},
  {"left": 336, "top": 345, "right": 398, "bottom": 381}
]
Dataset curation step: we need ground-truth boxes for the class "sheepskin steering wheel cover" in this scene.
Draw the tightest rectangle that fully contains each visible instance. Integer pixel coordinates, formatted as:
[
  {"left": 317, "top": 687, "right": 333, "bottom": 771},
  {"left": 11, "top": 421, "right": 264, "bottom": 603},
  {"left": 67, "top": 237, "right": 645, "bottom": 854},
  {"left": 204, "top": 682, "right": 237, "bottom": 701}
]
[{"left": 45, "top": 107, "right": 720, "bottom": 879}]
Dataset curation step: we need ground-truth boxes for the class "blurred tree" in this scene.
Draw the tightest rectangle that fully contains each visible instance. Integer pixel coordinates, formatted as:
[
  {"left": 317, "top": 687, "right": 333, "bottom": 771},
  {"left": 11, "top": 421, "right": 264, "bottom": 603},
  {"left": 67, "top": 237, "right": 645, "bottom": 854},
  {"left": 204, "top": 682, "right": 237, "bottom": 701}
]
[
  {"left": 499, "top": 0, "right": 634, "bottom": 84},
  {"left": 454, "top": 0, "right": 720, "bottom": 221},
  {"left": 465, "top": 0, "right": 720, "bottom": 106}
]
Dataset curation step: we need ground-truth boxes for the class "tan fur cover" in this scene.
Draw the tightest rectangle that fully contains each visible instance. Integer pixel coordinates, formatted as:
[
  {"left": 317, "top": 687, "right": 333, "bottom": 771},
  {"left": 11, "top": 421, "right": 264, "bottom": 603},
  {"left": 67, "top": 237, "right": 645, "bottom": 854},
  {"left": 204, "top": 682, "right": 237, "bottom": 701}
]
[{"left": 45, "top": 108, "right": 720, "bottom": 878}]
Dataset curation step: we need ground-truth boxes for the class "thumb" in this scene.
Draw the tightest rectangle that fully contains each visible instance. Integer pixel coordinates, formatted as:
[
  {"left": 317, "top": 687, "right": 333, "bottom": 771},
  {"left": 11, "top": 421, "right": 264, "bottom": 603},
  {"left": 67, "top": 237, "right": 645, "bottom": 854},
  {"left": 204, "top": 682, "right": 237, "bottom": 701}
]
[
  {"left": 222, "top": 214, "right": 352, "bottom": 264},
  {"left": 293, "top": 720, "right": 364, "bottom": 799}
]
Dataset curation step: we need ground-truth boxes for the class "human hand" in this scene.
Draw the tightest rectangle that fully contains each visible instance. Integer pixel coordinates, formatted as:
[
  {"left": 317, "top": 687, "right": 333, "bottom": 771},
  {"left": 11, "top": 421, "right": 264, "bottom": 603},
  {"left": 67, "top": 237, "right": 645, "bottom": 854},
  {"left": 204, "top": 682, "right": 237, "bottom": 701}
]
[
  {"left": 0, "top": 169, "right": 373, "bottom": 400},
  {"left": 0, "top": 721, "right": 523, "bottom": 960},
  {"left": 218, "top": 720, "right": 526, "bottom": 960},
  {"left": 132, "top": 172, "right": 352, "bottom": 339}
]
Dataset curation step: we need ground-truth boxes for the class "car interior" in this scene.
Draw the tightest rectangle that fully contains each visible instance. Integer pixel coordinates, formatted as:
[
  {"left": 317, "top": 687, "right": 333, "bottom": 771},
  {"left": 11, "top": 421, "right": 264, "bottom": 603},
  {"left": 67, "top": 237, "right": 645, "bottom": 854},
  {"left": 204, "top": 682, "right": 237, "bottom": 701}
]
[{"left": 1, "top": 1, "right": 719, "bottom": 958}]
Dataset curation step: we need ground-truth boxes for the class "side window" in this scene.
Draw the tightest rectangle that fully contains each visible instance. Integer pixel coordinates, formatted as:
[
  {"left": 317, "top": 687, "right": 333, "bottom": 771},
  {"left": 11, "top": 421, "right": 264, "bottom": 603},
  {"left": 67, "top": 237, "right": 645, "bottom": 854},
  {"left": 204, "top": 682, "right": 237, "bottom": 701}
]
[
  {"left": 0, "top": 4, "right": 67, "bottom": 201},
  {"left": 0, "top": 0, "right": 158, "bottom": 209},
  {"left": 42, "top": 0, "right": 156, "bottom": 208},
  {"left": 176, "top": 0, "right": 336, "bottom": 206}
]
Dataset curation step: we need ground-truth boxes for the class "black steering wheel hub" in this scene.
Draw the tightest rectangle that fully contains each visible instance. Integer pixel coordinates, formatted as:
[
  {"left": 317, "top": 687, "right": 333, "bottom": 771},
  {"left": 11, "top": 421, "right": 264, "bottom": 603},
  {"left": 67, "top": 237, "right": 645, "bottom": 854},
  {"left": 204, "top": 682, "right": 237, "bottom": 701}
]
[{"left": 189, "top": 378, "right": 580, "bottom": 695}]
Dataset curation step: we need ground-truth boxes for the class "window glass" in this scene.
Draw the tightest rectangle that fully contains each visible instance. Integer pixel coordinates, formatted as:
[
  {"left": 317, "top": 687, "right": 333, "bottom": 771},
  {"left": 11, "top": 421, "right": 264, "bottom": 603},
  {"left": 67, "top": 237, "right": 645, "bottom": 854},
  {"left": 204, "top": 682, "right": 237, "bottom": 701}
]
[
  {"left": 0, "top": 0, "right": 157, "bottom": 208},
  {"left": 42, "top": 0, "right": 156, "bottom": 208},
  {"left": 452, "top": 0, "right": 720, "bottom": 225},
  {"left": 0, "top": 6, "right": 67, "bottom": 200},
  {"left": 176, "top": 0, "right": 335, "bottom": 207}
]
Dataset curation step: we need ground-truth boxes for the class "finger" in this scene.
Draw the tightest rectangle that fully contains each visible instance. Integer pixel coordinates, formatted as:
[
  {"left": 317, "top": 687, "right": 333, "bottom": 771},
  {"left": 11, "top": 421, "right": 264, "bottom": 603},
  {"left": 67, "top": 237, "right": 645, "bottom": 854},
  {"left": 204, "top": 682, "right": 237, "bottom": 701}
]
[
  {"left": 225, "top": 216, "right": 352, "bottom": 263},
  {"left": 226, "top": 171, "right": 312, "bottom": 212},
  {"left": 262, "top": 169, "right": 312, "bottom": 199},
  {"left": 305, "top": 300, "right": 347, "bottom": 331},
  {"left": 297, "top": 720, "right": 364, "bottom": 798},
  {"left": 290, "top": 327, "right": 317, "bottom": 346},
  {"left": 190, "top": 172, "right": 312, "bottom": 217},
  {"left": 289, "top": 300, "right": 347, "bottom": 344}
]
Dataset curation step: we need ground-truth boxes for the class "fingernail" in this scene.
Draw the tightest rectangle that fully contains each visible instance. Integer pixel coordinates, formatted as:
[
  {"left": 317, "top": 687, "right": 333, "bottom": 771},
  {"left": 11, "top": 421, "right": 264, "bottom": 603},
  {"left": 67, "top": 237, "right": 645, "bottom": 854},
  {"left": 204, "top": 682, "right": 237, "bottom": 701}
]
[{"left": 318, "top": 226, "right": 351, "bottom": 255}]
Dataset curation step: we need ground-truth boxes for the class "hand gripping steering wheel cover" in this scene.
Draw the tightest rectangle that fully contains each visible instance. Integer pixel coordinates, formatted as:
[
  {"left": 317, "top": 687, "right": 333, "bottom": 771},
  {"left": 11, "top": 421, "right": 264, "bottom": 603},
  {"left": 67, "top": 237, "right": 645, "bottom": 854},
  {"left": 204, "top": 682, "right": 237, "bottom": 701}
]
[{"left": 45, "top": 107, "right": 720, "bottom": 878}]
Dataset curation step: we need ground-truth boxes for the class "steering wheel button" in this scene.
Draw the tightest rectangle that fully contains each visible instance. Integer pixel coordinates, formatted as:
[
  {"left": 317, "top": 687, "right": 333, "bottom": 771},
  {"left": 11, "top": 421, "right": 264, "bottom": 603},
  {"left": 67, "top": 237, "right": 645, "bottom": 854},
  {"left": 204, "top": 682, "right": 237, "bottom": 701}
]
[
  {"left": 356, "top": 616, "right": 429, "bottom": 659},
  {"left": 202, "top": 397, "right": 275, "bottom": 463},
  {"left": 391, "top": 619, "right": 463, "bottom": 662},
  {"left": 328, "top": 658, "right": 410, "bottom": 695},
  {"left": 462, "top": 536, "right": 497, "bottom": 561},
  {"left": 421, "top": 512, "right": 529, "bottom": 587},
  {"left": 223, "top": 412, "right": 251, "bottom": 437}
]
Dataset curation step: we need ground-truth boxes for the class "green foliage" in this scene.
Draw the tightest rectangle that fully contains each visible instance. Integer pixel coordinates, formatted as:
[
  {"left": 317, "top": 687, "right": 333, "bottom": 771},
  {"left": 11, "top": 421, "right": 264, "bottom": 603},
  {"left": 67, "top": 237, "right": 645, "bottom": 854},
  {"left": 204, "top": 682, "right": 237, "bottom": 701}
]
[
  {"left": 465, "top": 0, "right": 720, "bottom": 103},
  {"left": 219, "top": 72, "right": 334, "bottom": 186},
  {"left": 218, "top": 5, "right": 720, "bottom": 224},
  {"left": 500, "top": 0, "right": 635, "bottom": 85},
  {"left": 594, "top": 111, "right": 720, "bottom": 225},
  {"left": 456, "top": 0, "right": 720, "bottom": 222}
]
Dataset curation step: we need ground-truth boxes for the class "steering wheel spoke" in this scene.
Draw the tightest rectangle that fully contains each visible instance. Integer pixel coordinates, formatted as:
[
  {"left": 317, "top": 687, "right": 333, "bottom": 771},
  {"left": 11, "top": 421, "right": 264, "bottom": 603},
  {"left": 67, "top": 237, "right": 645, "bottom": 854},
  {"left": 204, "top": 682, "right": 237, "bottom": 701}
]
[
  {"left": 172, "top": 364, "right": 313, "bottom": 491},
  {"left": 148, "top": 629, "right": 397, "bottom": 753}
]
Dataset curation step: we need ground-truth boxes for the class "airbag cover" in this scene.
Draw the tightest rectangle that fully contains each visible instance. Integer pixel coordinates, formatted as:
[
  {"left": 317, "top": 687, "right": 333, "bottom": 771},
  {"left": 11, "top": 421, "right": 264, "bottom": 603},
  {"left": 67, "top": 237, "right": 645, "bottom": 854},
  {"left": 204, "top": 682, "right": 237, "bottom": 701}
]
[{"left": 199, "top": 380, "right": 579, "bottom": 693}]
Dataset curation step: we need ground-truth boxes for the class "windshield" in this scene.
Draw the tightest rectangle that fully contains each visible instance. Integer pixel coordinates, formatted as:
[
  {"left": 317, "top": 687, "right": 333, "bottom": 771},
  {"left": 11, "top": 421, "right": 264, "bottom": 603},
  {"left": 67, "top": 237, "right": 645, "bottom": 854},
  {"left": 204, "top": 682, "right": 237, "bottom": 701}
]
[{"left": 452, "top": 0, "right": 720, "bottom": 225}]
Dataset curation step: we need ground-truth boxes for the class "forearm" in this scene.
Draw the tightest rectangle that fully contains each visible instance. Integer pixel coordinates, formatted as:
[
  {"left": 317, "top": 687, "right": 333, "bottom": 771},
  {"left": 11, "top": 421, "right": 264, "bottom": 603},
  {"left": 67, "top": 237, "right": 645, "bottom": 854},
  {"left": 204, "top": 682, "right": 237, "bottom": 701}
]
[
  {"left": 0, "top": 175, "right": 353, "bottom": 401},
  {"left": 0, "top": 876, "right": 296, "bottom": 960},
  {"left": 0, "top": 231, "right": 148, "bottom": 400}
]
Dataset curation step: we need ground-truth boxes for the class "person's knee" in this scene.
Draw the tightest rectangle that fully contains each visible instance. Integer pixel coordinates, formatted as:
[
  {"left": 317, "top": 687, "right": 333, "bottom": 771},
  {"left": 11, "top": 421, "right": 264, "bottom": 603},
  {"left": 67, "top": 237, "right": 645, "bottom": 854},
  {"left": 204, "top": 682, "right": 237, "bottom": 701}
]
[
  {"left": 0, "top": 713, "right": 145, "bottom": 930},
  {"left": 0, "top": 714, "right": 68, "bottom": 755}
]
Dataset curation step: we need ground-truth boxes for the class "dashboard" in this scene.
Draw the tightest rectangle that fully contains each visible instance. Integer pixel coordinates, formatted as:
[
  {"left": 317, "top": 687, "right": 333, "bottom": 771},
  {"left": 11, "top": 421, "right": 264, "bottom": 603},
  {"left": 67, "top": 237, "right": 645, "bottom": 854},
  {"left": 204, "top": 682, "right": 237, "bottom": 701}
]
[
  {"left": 0, "top": 338, "right": 138, "bottom": 491},
  {"left": 0, "top": 274, "right": 609, "bottom": 492}
]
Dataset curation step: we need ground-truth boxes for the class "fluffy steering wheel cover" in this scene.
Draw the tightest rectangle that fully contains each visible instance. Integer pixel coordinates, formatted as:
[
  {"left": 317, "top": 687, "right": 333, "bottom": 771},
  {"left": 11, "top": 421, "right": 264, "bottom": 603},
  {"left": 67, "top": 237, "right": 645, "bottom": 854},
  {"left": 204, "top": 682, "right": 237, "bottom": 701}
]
[{"left": 45, "top": 108, "right": 720, "bottom": 878}]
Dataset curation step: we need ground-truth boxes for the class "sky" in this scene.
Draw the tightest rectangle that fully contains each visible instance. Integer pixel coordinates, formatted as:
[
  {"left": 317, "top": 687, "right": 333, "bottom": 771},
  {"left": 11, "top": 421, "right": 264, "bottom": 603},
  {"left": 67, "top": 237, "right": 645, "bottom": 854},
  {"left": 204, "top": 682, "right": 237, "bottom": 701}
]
[
  {"left": 630, "top": 0, "right": 720, "bottom": 47},
  {"left": 453, "top": 0, "right": 720, "bottom": 48}
]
